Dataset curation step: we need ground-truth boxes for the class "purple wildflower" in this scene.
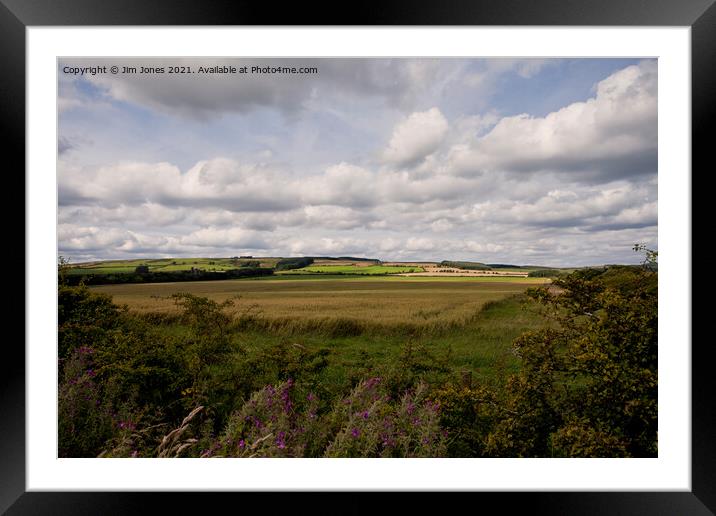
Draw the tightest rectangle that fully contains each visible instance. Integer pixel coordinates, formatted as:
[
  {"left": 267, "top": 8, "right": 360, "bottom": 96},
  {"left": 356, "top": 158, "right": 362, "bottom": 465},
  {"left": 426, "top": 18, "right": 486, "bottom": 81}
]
[
  {"left": 364, "top": 377, "right": 381, "bottom": 389},
  {"left": 360, "top": 410, "right": 369, "bottom": 420},
  {"left": 276, "top": 431, "right": 286, "bottom": 449},
  {"left": 351, "top": 428, "right": 360, "bottom": 438},
  {"left": 238, "top": 439, "right": 246, "bottom": 449},
  {"left": 281, "top": 384, "right": 292, "bottom": 412}
]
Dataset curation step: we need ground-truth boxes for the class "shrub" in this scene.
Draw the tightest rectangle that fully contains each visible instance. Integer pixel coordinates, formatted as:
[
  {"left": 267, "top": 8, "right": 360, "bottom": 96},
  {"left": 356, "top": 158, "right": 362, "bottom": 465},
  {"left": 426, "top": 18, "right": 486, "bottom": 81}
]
[
  {"left": 433, "top": 384, "right": 498, "bottom": 457},
  {"left": 486, "top": 255, "right": 658, "bottom": 457},
  {"left": 58, "top": 284, "right": 124, "bottom": 359}
]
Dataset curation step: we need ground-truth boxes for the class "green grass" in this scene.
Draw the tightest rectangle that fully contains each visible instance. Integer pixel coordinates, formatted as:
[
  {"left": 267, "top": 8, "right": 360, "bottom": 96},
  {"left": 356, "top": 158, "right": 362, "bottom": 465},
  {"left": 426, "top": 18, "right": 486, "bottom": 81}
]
[{"left": 141, "top": 292, "right": 545, "bottom": 394}]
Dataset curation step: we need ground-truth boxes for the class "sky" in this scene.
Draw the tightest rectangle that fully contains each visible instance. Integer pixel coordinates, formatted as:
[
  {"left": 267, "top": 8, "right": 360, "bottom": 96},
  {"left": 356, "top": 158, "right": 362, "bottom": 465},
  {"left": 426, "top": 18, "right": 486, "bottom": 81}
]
[{"left": 57, "top": 58, "right": 657, "bottom": 267}]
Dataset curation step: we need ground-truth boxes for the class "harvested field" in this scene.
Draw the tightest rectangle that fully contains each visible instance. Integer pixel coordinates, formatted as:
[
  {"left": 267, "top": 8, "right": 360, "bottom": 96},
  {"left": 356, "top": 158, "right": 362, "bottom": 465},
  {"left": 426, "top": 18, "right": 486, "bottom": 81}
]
[{"left": 90, "top": 276, "right": 548, "bottom": 335}]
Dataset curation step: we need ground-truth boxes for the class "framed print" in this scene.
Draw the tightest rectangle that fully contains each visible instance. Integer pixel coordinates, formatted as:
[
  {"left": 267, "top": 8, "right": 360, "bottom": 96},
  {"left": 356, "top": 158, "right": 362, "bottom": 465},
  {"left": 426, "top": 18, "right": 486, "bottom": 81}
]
[{"left": 5, "top": 0, "right": 714, "bottom": 513}]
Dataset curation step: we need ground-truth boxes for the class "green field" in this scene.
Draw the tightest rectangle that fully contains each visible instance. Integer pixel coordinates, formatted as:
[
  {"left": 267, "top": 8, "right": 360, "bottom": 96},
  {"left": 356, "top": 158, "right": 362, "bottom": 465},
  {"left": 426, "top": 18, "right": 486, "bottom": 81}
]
[{"left": 67, "top": 257, "right": 277, "bottom": 275}]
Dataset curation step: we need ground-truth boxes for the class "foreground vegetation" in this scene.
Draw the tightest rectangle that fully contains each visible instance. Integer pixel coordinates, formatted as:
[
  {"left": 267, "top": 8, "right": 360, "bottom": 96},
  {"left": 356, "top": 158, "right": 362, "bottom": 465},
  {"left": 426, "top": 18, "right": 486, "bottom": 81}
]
[{"left": 58, "top": 251, "right": 657, "bottom": 458}]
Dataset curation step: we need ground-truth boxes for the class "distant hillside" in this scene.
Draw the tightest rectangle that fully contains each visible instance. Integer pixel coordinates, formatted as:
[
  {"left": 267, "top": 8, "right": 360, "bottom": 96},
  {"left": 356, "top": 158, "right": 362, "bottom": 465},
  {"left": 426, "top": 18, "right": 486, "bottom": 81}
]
[
  {"left": 439, "top": 260, "right": 491, "bottom": 271},
  {"left": 307, "top": 256, "right": 380, "bottom": 263},
  {"left": 485, "top": 263, "right": 522, "bottom": 269}
]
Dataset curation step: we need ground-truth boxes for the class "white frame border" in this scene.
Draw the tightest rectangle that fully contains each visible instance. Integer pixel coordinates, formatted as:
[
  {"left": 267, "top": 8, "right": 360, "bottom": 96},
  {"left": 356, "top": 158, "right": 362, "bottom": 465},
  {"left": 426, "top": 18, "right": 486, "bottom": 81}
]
[{"left": 27, "top": 26, "right": 690, "bottom": 491}]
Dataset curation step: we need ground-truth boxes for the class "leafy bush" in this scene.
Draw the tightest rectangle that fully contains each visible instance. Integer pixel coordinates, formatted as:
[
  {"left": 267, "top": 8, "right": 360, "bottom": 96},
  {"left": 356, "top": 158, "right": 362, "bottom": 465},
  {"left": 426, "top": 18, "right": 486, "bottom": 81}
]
[
  {"left": 433, "top": 384, "right": 498, "bottom": 457},
  {"left": 58, "top": 285, "right": 124, "bottom": 360},
  {"left": 486, "top": 260, "right": 658, "bottom": 457}
]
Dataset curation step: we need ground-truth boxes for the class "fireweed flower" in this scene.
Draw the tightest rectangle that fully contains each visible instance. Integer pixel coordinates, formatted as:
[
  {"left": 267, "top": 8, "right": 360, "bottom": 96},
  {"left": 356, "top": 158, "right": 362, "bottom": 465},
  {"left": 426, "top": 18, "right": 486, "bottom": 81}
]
[
  {"left": 360, "top": 411, "right": 369, "bottom": 420},
  {"left": 351, "top": 428, "right": 360, "bottom": 438},
  {"left": 364, "top": 377, "right": 381, "bottom": 390},
  {"left": 281, "top": 385, "right": 292, "bottom": 412},
  {"left": 276, "top": 431, "right": 286, "bottom": 449},
  {"left": 238, "top": 439, "right": 246, "bottom": 449}
]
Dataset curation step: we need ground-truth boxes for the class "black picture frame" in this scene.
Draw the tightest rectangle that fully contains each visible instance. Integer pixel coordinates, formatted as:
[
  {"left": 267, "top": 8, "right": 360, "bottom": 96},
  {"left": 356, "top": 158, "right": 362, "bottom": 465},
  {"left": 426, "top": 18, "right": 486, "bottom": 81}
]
[{"left": 4, "top": 1, "right": 713, "bottom": 513}]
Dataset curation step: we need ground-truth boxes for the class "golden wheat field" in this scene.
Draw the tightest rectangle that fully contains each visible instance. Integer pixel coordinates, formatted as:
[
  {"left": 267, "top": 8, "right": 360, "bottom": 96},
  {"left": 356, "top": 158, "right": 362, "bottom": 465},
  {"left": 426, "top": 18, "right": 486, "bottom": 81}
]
[{"left": 90, "top": 276, "right": 549, "bottom": 334}]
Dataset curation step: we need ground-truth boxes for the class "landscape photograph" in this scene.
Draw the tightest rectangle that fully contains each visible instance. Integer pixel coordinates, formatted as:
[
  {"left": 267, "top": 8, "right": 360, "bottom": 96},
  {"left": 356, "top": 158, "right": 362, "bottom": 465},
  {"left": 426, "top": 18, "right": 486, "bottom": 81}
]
[{"left": 57, "top": 57, "right": 657, "bottom": 458}]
